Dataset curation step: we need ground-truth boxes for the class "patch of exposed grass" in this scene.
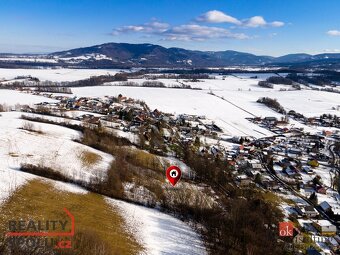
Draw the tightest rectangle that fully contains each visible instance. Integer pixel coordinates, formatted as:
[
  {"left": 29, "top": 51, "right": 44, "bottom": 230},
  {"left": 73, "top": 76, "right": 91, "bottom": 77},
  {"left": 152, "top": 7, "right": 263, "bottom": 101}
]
[
  {"left": 78, "top": 150, "right": 102, "bottom": 168},
  {"left": 123, "top": 148, "right": 162, "bottom": 172},
  {"left": 282, "top": 198, "right": 296, "bottom": 206},
  {"left": 262, "top": 191, "right": 283, "bottom": 205},
  {"left": 0, "top": 180, "right": 143, "bottom": 255}
]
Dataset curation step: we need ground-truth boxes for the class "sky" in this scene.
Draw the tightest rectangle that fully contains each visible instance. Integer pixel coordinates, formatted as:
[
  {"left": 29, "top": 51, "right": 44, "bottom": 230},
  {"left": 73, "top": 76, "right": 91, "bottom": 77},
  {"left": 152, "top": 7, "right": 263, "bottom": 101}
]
[{"left": 0, "top": 0, "right": 340, "bottom": 56}]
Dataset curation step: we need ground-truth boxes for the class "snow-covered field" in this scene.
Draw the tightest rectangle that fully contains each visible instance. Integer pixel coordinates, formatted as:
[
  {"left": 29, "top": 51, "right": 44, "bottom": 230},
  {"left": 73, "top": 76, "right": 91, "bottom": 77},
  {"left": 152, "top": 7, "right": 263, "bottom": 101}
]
[
  {"left": 0, "top": 89, "right": 56, "bottom": 106},
  {"left": 19, "top": 112, "right": 139, "bottom": 144},
  {"left": 0, "top": 111, "right": 98, "bottom": 203},
  {"left": 108, "top": 76, "right": 340, "bottom": 118},
  {"left": 107, "top": 198, "right": 207, "bottom": 255},
  {"left": 184, "top": 76, "right": 340, "bottom": 117},
  {"left": 0, "top": 68, "right": 121, "bottom": 82},
  {"left": 0, "top": 112, "right": 113, "bottom": 184},
  {"left": 72, "top": 85, "right": 274, "bottom": 138},
  {"left": 69, "top": 75, "right": 340, "bottom": 137}
]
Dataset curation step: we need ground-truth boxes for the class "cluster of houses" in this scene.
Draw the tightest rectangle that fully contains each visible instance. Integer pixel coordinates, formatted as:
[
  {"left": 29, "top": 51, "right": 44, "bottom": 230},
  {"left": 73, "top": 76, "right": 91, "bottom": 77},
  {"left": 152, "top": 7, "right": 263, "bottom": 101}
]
[
  {"left": 232, "top": 114, "right": 340, "bottom": 253},
  {"left": 26, "top": 93, "right": 232, "bottom": 155},
  {"left": 247, "top": 116, "right": 305, "bottom": 135},
  {"left": 288, "top": 110, "right": 340, "bottom": 130},
  {"left": 174, "top": 114, "right": 225, "bottom": 144},
  {"left": 306, "top": 115, "right": 340, "bottom": 130},
  {"left": 248, "top": 114, "right": 340, "bottom": 139},
  {"left": 16, "top": 88, "right": 340, "bottom": 253}
]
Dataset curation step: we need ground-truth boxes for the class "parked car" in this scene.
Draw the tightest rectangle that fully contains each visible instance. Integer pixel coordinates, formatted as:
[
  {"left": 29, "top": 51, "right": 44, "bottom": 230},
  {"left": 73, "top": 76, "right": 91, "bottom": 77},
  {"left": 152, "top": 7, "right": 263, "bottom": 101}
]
[{"left": 302, "top": 165, "right": 314, "bottom": 174}]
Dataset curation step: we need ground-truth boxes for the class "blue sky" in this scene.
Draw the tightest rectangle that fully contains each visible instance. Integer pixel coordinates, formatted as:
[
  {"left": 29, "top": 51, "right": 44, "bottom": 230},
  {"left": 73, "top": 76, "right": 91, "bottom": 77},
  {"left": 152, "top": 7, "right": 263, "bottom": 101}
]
[{"left": 1, "top": 0, "right": 340, "bottom": 56}]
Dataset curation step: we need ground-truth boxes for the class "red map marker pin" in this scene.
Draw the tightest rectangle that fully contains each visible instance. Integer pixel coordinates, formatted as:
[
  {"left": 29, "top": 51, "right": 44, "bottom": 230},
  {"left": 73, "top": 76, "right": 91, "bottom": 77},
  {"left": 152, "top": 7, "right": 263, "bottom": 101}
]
[{"left": 166, "top": 166, "right": 181, "bottom": 186}]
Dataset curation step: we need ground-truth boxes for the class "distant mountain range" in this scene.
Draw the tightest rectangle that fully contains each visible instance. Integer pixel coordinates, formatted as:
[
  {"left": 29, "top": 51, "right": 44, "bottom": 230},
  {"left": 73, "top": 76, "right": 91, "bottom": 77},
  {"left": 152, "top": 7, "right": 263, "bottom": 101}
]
[{"left": 1, "top": 42, "right": 340, "bottom": 69}]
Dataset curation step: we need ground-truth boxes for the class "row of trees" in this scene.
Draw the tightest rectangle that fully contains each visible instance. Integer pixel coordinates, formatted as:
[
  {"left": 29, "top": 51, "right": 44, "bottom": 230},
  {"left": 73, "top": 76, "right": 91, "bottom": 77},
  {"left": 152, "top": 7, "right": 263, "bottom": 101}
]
[
  {"left": 257, "top": 75, "right": 301, "bottom": 90},
  {"left": 266, "top": 76, "right": 293, "bottom": 85},
  {"left": 258, "top": 81, "right": 274, "bottom": 88},
  {"left": 257, "top": 97, "right": 286, "bottom": 114},
  {"left": 3, "top": 73, "right": 128, "bottom": 89},
  {"left": 67, "top": 73, "right": 127, "bottom": 87},
  {"left": 287, "top": 73, "right": 333, "bottom": 86}
]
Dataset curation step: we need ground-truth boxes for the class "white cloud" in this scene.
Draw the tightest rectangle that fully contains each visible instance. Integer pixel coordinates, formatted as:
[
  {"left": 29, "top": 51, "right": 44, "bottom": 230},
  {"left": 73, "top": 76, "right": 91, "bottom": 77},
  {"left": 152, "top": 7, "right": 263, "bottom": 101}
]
[
  {"left": 196, "top": 10, "right": 241, "bottom": 25},
  {"left": 146, "top": 21, "right": 170, "bottom": 32},
  {"left": 120, "top": 26, "right": 144, "bottom": 32},
  {"left": 327, "top": 30, "right": 340, "bottom": 36},
  {"left": 163, "top": 24, "right": 249, "bottom": 41},
  {"left": 271, "top": 21, "right": 285, "bottom": 27},
  {"left": 244, "top": 16, "right": 284, "bottom": 28},
  {"left": 113, "top": 21, "right": 170, "bottom": 35},
  {"left": 245, "top": 16, "right": 267, "bottom": 27},
  {"left": 112, "top": 21, "right": 249, "bottom": 41},
  {"left": 196, "top": 11, "right": 285, "bottom": 28},
  {"left": 112, "top": 11, "right": 285, "bottom": 41}
]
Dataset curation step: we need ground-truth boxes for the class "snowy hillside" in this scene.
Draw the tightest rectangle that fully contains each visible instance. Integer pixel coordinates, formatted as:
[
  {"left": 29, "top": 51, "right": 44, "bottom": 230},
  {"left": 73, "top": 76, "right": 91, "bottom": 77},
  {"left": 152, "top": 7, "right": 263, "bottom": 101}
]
[
  {"left": 0, "top": 111, "right": 207, "bottom": 255},
  {"left": 0, "top": 89, "right": 56, "bottom": 106},
  {"left": 107, "top": 198, "right": 207, "bottom": 255},
  {"left": 0, "top": 112, "right": 113, "bottom": 184}
]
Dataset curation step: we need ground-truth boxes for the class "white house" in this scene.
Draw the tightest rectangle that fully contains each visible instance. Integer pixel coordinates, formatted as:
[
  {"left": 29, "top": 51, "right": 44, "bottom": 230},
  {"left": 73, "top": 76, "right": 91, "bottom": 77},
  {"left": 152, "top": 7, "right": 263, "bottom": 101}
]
[{"left": 313, "top": 220, "right": 337, "bottom": 236}]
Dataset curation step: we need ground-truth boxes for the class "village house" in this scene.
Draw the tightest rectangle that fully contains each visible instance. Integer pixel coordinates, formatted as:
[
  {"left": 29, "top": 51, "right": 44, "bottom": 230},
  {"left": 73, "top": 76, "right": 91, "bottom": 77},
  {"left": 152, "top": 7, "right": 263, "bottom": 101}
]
[
  {"left": 237, "top": 174, "right": 252, "bottom": 187},
  {"left": 284, "top": 165, "right": 300, "bottom": 178},
  {"left": 295, "top": 205, "right": 318, "bottom": 218},
  {"left": 318, "top": 200, "right": 340, "bottom": 221},
  {"left": 287, "top": 148, "right": 302, "bottom": 158},
  {"left": 312, "top": 220, "right": 337, "bottom": 236},
  {"left": 262, "top": 177, "right": 280, "bottom": 190},
  {"left": 319, "top": 201, "right": 332, "bottom": 213},
  {"left": 263, "top": 116, "right": 278, "bottom": 125},
  {"left": 316, "top": 185, "right": 327, "bottom": 195},
  {"left": 247, "top": 159, "right": 263, "bottom": 171}
]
